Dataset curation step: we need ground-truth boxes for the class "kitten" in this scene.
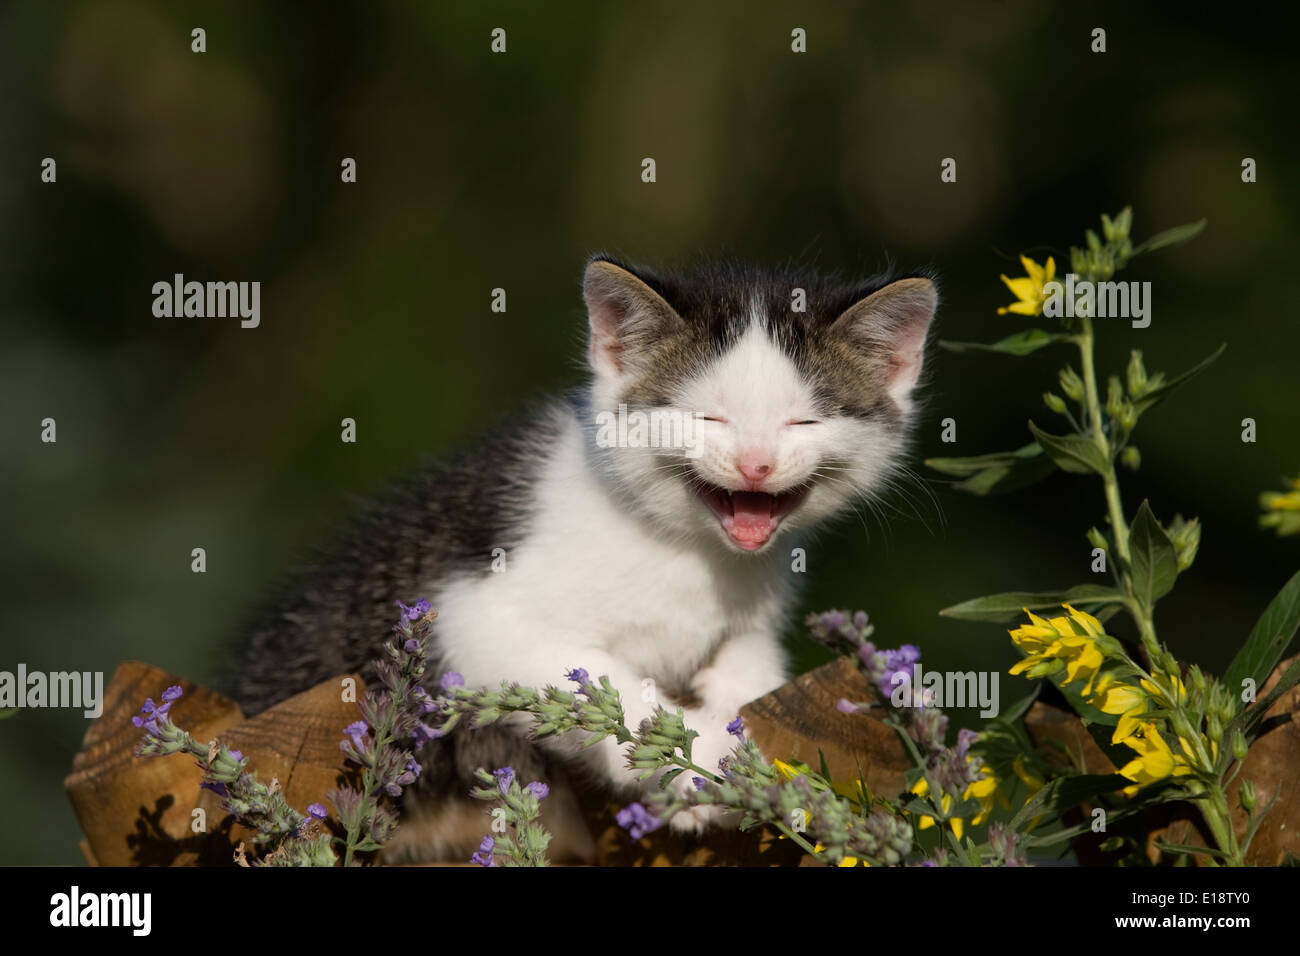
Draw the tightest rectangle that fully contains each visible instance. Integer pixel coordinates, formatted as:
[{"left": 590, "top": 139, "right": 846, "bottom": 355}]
[{"left": 233, "top": 255, "right": 938, "bottom": 860}]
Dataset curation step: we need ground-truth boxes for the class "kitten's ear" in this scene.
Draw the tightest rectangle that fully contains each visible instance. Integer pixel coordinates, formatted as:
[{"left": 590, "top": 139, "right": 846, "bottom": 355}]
[
  {"left": 830, "top": 276, "right": 938, "bottom": 404},
  {"left": 583, "top": 258, "right": 685, "bottom": 378}
]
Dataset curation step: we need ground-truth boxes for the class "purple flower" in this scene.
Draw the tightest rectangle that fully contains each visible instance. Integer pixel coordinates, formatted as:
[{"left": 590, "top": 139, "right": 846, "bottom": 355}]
[
  {"left": 884, "top": 645, "right": 921, "bottom": 670},
  {"left": 344, "top": 720, "right": 369, "bottom": 753},
  {"left": 229, "top": 749, "right": 243, "bottom": 762},
  {"left": 396, "top": 598, "right": 431, "bottom": 622},
  {"left": 440, "top": 671, "right": 465, "bottom": 692},
  {"left": 411, "top": 722, "right": 443, "bottom": 746},
  {"left": 837, "top": 698, "right": 863, "bottom": 715},
  {"left": 956, "top": 728, "right": 979, "bottom": 759},
  {"left": 858, "top": 642, "right": 878, "bottom": 666},
  {"left": 162, "top": 685, "right": 183, "bottom": 703},
  {"left": 471, "top": 835, "right": 494, "bottom": 867},
  {"left": 726, "top": 716, "right": 745, "bottom": 741},
  {"left": 405, "top": 757, "right": 422, "bottom": 779},
  {"left": 615, "top": 802, "right": 663, "bottom": 840},
  {"left": 565, "top": 667, "right": 590, "bottom": 688},
  {"left": 200, "top": 781, "right": 228, "bottom": 797},
  {"left": 494, "top": 766, "right": 515, "bottom": 795},
  {"left": 692, "top": 776, "right": 707, "bottom": 791},
  {"left": 404, "top": 638, "right": 420, "bottom": 653},
  {"left": 308, "top": 803, "right": 328, "bottom": 819},
  {"left": 526, "top": 781, "right": 550, "bottom": 800}
]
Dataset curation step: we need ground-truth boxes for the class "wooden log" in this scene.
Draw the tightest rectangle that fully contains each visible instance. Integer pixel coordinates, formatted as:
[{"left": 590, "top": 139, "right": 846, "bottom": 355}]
[
  {"left": 68, "top": 653, "right": 1300, "bottom": 866},
  {"left": 64, "top": 661, "right": 245, "bottom": 866},
  {"left": 197, "top": 673, "right": 365, "bottom": 854},
  {"left": 742, "top": 656, "right": 911, "bottom": 796}
]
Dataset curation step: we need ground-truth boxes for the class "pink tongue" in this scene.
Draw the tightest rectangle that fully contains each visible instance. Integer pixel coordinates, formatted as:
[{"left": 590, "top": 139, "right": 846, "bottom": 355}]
[{"left": 731, "top": 492, "right": 776, "bottom": 543}]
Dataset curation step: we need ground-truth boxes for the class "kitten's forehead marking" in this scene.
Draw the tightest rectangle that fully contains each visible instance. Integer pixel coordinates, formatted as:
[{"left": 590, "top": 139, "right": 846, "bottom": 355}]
[{"left": 689, "top": 313, "right": 810, "bottom": 419}]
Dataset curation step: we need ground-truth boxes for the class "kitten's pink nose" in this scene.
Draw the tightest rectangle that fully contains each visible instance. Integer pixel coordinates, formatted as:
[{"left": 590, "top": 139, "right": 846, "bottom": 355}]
[{"left": 736, "top": 457, "right": 774, "bottom": 484}]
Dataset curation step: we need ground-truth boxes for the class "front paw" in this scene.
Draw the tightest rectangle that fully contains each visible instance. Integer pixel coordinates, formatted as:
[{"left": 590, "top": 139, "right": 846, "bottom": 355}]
[{"left": 667, "top": 800, "right": 731, "bottom": 836}]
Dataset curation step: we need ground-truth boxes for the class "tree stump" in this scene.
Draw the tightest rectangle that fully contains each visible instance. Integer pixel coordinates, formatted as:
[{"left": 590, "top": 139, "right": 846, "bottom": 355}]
[{"left": 65, "top": 655, "right": 1300, "bottom": 865}]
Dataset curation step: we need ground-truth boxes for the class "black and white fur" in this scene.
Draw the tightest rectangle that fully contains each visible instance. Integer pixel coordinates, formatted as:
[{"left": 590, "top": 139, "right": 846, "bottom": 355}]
[{"left": 234, "top": 256, "right": 938, "bottom": 860}]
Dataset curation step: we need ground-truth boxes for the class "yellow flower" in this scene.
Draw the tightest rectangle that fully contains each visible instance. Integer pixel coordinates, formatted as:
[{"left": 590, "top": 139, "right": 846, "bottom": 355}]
[
  {"left": 1008, "top": 604, "right": 1110, "bottom": 695},
  {"left": 997, "top": 255, "right": 1057, "bottom": 316},
  {"left": 1011, "top": 755, "right": 1046, "bottom": 830},
  {"left": 774, "top": 758, "right": 867, "bottom": 806},
  {"left": 1118, "top": 722, "right": 1195, "bottom": 797},
  {"left": 1090, "top": 674, "right": 1149, "bottom": 744},
  {"left": 1139, "top": 672, "right": 1187, "bottom": 708},
  {"left": 963, "top": 764, "right": 1003, "bottom": 825},
  {"left": 1261, "top": 478, "right": 1300, "bottom": 511},
  {"left": 912, "top": 778, "right": 964, "bottom": 839}
]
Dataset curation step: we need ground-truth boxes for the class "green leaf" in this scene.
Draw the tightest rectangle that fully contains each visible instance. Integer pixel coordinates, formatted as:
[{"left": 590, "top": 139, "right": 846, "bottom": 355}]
[
  {"left": 939, "top": 584, "right": 1125, "bottom": 623},
  {"left": 1007, "top": 774, "right": 1124, "bottom": 831},
  {"left": 926, "top": 443, "right": 1044, "bottom": 477},
  {"left": 1224, "top": 657, "right": 1300, "bottom": 750},
  {"left": 1130, "top": 218, "right": 1207, "bottom": 257},
  {"left": 954, "top": 455, "right": 1059, "bottom": 495},
  {"left": 658, "top": 768, "right": 685, "bottom": 790},
  {"left": 1129, "top": 501, "right": 1179, "bottom": 608},
  {"left": 1027, "top": 421, "right": 1108, "bottom": 475},
  {"left": 1152, "top": 840, "right": 1229, "bottom": 861},
  {"left": 939, "top": 329, "right": 1068, "bottom": 357},
  {"left": 1222, "top": 569, "right": 1300, "bottom": 697},
  {"left": 1132, "top": 344, "right": 1226, "bottom": 416},
  {"left": 926, "top": 443, "right": 1058, "bottom": 496}
]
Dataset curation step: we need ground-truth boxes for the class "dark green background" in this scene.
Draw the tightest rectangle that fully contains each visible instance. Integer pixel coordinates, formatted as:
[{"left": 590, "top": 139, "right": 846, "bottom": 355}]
[{"left": 1, "top": 1, "right": 1296, "bottom": 864}]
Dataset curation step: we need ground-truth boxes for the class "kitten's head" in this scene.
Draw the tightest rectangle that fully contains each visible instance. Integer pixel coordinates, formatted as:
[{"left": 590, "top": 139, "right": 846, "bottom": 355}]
[{"left": 582, "top": 256, "right": 937, "bottom": 553}]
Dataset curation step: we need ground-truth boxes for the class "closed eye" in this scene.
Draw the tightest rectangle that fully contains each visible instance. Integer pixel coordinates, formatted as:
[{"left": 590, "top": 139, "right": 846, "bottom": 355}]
[
  {"left": 700, "top": 415, "right": 728, "bottom": 423},
  {"left": 787, "top": 419, "right": 821, "bottom": 426}
]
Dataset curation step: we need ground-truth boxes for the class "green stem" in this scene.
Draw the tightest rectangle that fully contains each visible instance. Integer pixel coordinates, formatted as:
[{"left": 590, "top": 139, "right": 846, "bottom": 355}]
[{"left": 1077, "top": 319, "right": 1131, "bottom": 564}]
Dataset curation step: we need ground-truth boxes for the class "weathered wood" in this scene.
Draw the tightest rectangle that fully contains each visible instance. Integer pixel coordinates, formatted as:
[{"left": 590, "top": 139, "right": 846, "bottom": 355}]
[
  {"left": 742, "top": 656, "right": 911, "bottom": 796},
  {"left": 64, "top": 661, "right": 245, "bottom": 866},
  {"left": 197, "top": 673, "right": 365, "bottom": 851},
  {"left": 68, "top": 653, "right": 1300, "bottom": 866}
]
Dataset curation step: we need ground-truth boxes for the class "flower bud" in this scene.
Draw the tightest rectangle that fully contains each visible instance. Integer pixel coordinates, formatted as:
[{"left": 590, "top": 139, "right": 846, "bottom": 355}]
[
  {"left": 1101, "top": 213, "right": 1117, "bottom": 243},
  {"left": 1169, "top": 516, "right": 1201, "bottom": 572},
  {"left": 1120, "top": 446, "right": 1141, "bottom": 471},
  {"left": 1070, "top": 247, "right": 1089, "bottom": 277},
  {"left": 1086, "top": 526, "right": 1110, "bottom": 553},
  {"left": 1105, "top": 377, "right": 1125, "bottom": 418},
  {"left": 1240, "top": 780, "right": 1257, "bottom": 813},
  {"left": 1207, "top": 712, "right": 1223, "bottom": 742},
  {"left": 1026, "top": 658, "right": 1065, "bottom": 680},
  {"left": 1043, "top": 391, "right": 1068, "bottom": 414},
  {"left": 1126, "top": 350, "right": 1148, "bottom": 397},
  {"left": 1231, "top": 730, "right": 1248, "bottom": 761},
  {"left": 1059, "top": 365, "right": 1085, "bottom": 402},
  {"left": 1119, "top": 402, "right": 1138, "bottom": 432}
]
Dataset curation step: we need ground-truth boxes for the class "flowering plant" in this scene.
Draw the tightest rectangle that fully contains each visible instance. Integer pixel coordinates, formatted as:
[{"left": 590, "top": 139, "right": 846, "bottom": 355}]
[
  {"left": 929, "top": 208, "right": 1300, "bottom": 866},
  {"left": 131, "top": 600, "right": 442, "bottom": 866}
]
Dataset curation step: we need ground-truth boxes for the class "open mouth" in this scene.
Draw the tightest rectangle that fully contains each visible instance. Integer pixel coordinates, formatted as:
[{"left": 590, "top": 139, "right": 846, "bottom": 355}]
[{"left": 693, "top": 482, "right": 811, "bottom": 551}]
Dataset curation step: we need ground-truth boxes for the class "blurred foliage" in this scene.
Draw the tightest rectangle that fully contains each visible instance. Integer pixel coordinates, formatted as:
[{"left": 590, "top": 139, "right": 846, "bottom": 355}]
[{"left": 0, "top": 1, "right": 1296, "bottom": 864}]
